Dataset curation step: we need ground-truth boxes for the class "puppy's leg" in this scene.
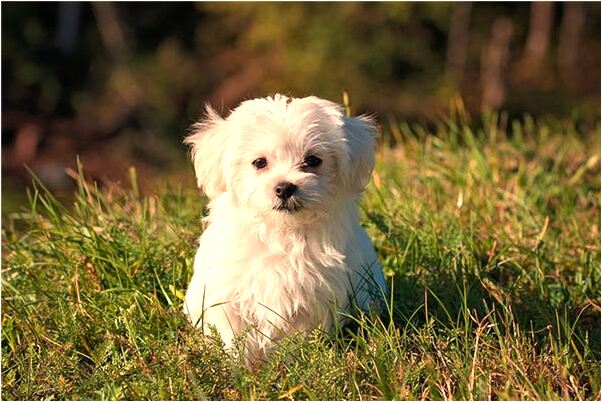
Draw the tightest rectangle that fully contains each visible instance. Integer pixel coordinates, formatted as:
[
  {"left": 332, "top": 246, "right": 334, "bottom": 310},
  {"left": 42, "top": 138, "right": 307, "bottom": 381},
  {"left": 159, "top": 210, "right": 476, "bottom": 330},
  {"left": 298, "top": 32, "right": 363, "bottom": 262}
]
[
  {"left": 184, "top": 288, "right": 238, "bottom": 350},
  {"left": 201, "top": 304, "right": 238, "bottom": 350}
]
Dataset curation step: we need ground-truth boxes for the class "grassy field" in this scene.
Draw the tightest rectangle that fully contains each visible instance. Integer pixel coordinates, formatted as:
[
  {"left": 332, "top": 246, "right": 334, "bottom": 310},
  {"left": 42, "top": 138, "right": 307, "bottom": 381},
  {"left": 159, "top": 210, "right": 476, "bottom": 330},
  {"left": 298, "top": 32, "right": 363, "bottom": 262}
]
[{"left": 2, "top": 112, "right": 600, "bottom": 400}]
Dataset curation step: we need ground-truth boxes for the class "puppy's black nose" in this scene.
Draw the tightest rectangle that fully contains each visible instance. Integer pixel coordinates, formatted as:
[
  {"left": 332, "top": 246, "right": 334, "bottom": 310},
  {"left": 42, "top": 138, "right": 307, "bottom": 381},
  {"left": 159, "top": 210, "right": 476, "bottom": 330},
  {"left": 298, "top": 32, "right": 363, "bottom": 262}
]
[{"left": 274, "top": 182, "right": 297, "bottom": 200}]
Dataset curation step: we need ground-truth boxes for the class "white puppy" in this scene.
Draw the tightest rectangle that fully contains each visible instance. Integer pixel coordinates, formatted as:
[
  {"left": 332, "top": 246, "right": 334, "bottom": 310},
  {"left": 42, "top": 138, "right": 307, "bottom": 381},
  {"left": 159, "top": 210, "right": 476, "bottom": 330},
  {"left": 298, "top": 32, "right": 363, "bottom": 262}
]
[{"left": 183, "top": 94, "right": 386, "bottom": 361}]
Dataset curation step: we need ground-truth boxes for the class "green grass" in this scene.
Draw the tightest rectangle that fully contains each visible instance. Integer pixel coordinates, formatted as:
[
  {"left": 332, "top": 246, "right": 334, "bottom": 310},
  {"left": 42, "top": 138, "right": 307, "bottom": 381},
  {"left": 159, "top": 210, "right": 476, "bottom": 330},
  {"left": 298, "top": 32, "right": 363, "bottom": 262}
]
[{"left": 2, "top": 113, "right": 600, "bottom": 400}]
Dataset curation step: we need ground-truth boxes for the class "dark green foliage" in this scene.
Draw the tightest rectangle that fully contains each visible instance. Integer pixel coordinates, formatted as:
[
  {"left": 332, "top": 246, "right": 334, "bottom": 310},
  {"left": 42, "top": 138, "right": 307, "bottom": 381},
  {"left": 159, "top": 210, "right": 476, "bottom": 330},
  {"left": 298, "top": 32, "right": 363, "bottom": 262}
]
[{"left": 2, "top": 2, "right": 600, "bottom": 134}]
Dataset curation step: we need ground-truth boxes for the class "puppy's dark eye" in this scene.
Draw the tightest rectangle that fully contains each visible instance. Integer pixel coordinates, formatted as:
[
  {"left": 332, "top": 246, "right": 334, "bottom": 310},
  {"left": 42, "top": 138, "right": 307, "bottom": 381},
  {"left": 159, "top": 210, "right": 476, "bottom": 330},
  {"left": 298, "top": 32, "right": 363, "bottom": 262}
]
[
  {"left": 304, "top": 155, "right": 322, "bottom": 168},
  {"left": 252, "top": 157, "right": 268, "bottom": 170}
]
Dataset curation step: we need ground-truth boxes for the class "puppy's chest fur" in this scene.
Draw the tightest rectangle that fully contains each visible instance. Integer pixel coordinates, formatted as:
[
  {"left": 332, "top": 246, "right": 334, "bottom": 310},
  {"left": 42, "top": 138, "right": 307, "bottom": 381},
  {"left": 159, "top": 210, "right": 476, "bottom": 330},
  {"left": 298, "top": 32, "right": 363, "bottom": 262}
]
[{"left": 225, "top": 224, "right": 351, "bottom": 331}]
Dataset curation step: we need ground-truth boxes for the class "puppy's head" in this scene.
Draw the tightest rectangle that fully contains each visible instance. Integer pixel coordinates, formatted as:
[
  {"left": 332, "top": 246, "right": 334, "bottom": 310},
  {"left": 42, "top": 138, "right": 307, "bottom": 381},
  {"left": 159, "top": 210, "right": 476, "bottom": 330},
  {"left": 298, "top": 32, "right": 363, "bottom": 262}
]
[{"left": 185, "top": 94, "right": 376, "bottom": 220}]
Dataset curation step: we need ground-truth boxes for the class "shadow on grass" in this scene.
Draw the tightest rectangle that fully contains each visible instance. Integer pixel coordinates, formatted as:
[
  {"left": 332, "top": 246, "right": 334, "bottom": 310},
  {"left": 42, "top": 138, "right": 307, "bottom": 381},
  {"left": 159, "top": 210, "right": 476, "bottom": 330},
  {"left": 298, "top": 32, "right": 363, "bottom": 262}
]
[{"left": 381, "top": 267, "right": 601, "bottom": 361}]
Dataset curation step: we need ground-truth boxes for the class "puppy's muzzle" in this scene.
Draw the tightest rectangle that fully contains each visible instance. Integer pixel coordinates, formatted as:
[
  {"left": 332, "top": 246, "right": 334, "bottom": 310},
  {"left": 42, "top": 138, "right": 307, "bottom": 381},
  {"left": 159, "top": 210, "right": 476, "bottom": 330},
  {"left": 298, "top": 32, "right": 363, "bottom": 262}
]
[{"left": 274, "top": 182, "right": 297, "bottom": 200}]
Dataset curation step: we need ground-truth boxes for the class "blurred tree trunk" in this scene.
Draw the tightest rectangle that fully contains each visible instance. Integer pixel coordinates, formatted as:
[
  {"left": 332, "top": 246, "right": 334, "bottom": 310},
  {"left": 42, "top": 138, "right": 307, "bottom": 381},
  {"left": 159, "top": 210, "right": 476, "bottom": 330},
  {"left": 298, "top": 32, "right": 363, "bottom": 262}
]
[
  {"left": 481, "top": 18, "right": 513, "bottom": 111},
  {"left": 92, "top": 3, "right": 142, "bottom": 121},
  {"left": 56, "top": 2, "right": 80, "bottom": 54},
  {"left": 446, "top": 3, "right": 472, "bottom": 84},
  {"left": 92, "top": 2, "right": 129, "bottom": 61},
  {"left": 558, "top": 2, "right": 585, "bottom": 91},
  {"left": 519, "top": 2, "right": 553, "bottom": 78}
]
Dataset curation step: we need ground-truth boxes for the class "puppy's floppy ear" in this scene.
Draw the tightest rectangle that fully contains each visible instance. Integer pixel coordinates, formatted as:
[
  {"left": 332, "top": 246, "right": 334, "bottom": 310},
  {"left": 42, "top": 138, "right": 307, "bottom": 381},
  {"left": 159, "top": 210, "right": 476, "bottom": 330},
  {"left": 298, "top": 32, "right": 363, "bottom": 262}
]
[
  {"left": 340, "top": 115, "right": 377, "bottom": 193},
  {"left": 301, "top": 96, "right": 377, "bottom": 194},
  {"left": 184, "top": 106, "right": 229, "bottom": 199}
]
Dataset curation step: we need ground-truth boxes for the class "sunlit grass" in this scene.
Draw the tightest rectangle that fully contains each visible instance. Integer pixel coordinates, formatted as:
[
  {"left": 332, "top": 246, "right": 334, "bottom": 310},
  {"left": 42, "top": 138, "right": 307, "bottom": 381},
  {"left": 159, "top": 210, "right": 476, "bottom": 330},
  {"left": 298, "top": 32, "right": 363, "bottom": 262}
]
[{"left": 2, "top": 113, "right": 600, "bottom": 400}]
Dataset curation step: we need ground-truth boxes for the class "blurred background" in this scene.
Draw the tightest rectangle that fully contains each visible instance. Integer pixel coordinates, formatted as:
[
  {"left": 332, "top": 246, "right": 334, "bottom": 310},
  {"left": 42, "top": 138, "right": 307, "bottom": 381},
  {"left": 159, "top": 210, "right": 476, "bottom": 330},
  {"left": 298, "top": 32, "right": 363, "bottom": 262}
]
[{"left": 2, "top": 2, "right": 600, "bottom": 208}]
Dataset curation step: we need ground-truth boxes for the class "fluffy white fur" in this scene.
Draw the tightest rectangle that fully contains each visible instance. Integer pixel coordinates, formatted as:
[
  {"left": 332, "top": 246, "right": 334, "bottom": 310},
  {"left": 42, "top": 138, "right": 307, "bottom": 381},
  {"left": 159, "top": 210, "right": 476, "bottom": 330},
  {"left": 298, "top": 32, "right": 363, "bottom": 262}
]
[{"left": 183, "top": 94, "right": 386, "bottom": 361}]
